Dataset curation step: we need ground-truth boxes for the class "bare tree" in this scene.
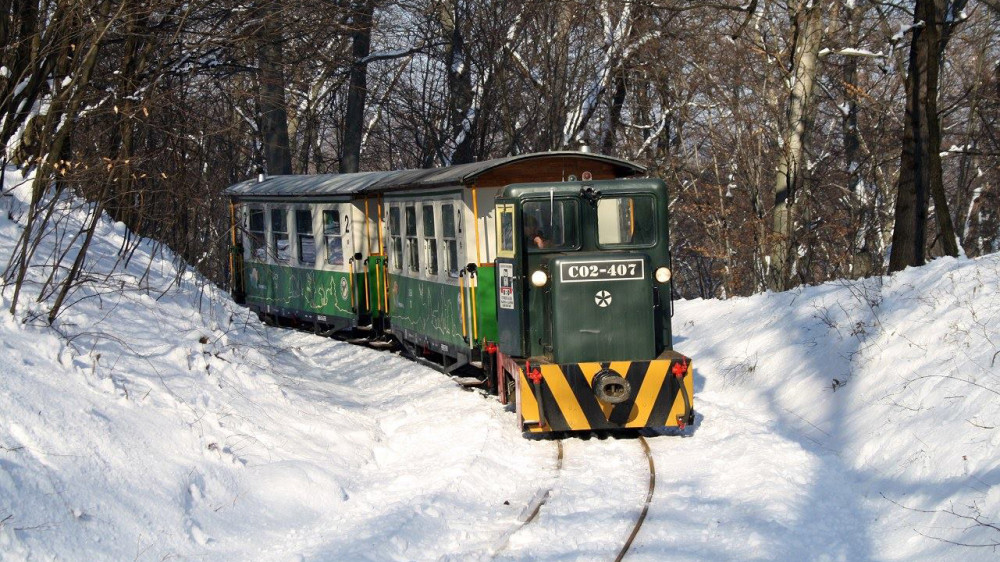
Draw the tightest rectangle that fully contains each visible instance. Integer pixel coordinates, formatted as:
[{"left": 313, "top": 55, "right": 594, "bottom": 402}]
[
  {"left": 889, "top": 0, "right": 967, "bottom": 272},
  {"left": 341, "top": 0, "right": 374, "bottom": 173},
  {"left": 254, "top": 0, "right": 293, "bottom": 175},
  {"left": 768, "top": 0, "right": 823, "bottom": 291},
  {"left": 4, "top": 0, "right": 1000, "bottom": 319}
]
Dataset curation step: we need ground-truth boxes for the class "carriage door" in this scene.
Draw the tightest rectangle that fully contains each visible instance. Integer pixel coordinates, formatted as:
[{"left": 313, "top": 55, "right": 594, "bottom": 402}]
[{"left": 494, "top": 201, "right": 524, "bottom": 356}]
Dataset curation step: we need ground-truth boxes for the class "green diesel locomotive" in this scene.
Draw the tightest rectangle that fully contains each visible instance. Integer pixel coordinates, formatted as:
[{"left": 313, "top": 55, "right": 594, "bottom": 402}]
[{"left": 226, "top": 151, "right": 693, "bottom": 434}]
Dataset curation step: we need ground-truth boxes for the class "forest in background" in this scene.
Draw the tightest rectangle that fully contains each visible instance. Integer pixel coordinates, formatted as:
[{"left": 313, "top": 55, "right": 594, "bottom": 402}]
[{"left": 2, "top": 0, "right": 999, "bottom": 320}]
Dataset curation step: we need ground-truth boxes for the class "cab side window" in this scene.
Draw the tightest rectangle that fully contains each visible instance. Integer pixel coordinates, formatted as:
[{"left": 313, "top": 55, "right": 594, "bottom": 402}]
[
  {"left": 496, "top": 204, "right": 516, "bottom": 259},
  {"left": 500, "top": 208, "right": 514, "bottom": 253}
]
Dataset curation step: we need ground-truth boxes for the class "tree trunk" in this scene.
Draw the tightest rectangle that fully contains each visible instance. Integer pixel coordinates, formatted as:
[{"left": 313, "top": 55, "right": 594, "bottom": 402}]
[
  {"left": 953, "top": 49, "right": 989, "bottom": 248},
  {"left": 440, "top": 0, "right": 474, "bottom": 165},
  {"left": 340, "top": 0, "right": 373, "bottom": 174},
  {"left": 840, "top": 4, "right": 880, "bottom": 278},
  {"left": 600, "top": 67, "right": 628, "bottom": 154},
  {"left": 7, "top": 4, "right": 107, "bottom": 314},
  {"left": 256, "top": 1, "right": 292, "bottom": 175},
  {"left": 1, "top": 0, "right": 61, "bottom": 155},
  {"left": 888, "top": 0, "right": 965, "bottom": 272},
  {"left": 768, "top": 1, "right": 822, "bottom": 291}
]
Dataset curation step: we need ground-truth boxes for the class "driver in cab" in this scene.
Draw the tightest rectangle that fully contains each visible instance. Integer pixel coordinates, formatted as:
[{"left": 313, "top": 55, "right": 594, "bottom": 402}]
[{"left": 523, "top": 215, "right": 549, "bottom": 249}]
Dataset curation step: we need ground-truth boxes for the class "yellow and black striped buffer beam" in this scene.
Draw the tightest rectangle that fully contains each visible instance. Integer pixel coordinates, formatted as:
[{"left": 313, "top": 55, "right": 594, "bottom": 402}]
[{"left": 519, "top": 358, "right": 693, "bottom": 433}]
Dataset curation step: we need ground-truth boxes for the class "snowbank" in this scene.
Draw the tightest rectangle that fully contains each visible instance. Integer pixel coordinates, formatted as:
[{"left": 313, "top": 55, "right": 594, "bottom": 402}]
[{"left": 666, "top": 252, "right": 1000, "bottom": 560}]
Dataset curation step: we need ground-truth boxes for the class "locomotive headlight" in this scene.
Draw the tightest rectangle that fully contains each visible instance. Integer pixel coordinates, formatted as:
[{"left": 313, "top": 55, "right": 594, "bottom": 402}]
[
  {"left": 530, "top": 269, "right": 549, "bottom": 287},
  {"left": 655, "top": 267, "right": 672, "bottom": 283}
]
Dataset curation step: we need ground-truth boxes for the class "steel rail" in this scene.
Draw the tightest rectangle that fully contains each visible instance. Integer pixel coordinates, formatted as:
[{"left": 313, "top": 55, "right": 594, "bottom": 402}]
[
  {"left": 614, "top": 435, "right": 655, "bottom": 561},
  {"left": 521, "top": 441, "right": 563, "bottom": 526},
  {"left": 491, "top": 440, "right": 563, "bottom": 557}
]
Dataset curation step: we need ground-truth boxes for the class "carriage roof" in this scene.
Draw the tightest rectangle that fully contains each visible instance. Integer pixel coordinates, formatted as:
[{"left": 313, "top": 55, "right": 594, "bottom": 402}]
[{"left": 224, "top": 151, "right": 646, "bottom": 199}]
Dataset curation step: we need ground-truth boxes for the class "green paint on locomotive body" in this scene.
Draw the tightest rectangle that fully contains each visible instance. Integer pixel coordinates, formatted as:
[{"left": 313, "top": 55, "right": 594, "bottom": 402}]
[
  {"left": 388, "top": 273, "right": 467, "bottom": 349},
  {"left": 243, "top": 260, "right": 358, "bottom": 319}
]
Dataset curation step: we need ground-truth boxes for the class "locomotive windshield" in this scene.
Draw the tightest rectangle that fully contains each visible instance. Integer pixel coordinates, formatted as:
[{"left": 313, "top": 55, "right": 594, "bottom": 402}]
[
  {"left": 596, "top": 195, "right": 657, "bottom": 247},
  {"left": 523, "top": 199, "right": 579, "bottom": 251}
]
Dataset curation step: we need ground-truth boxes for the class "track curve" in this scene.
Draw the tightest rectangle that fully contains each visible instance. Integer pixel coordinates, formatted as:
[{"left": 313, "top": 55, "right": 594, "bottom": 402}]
[
  {"left": 493, "top": 433, "right": 656, "bottom": 561},
  {"left": 614, "top": 435, "right": 655, "bottom": 561}
]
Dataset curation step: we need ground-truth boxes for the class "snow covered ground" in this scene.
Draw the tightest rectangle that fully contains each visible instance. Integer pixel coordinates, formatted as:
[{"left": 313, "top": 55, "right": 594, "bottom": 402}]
[{"left": 1, "top": 167, "right": 998, "bottom": 561}]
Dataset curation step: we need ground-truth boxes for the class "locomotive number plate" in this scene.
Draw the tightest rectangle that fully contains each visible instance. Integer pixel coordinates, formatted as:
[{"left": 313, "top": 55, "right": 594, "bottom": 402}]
[{"left": 559, "top": 259, "right": 644, "bottom": 283}]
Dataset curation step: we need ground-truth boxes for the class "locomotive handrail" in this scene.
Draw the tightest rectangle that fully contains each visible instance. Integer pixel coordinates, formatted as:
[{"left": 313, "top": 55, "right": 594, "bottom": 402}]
[{"left": 668, "top": 251, "right": 675, "bottom": 318}]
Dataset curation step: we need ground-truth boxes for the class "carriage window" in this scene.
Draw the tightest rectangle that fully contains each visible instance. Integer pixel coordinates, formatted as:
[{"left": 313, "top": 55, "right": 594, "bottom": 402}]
[
  {"left": 271, "top": 208, "right": 290, "bottom": 262},
  {"left": 248, "top": 207, "right": 266, "bottom": 261},
  {"left": 522, "top": 199, "right": 578, "bottom": 251},
  {"left": 597, "top": 196, "right": 657, "bottom": 247},
  {"left": 323, "top": 209, "right": 343, "bottom": 265},
  {"left": 442, "top": 203, "right": 459, "bottom": 276},
  {"left": 388, "top": 207, "right": 402, "bottom": 271},
  {"left": 405, "top": 205, "right": 419, "bottom": 273},
  {"left": 296, "top": 210, "right": 315, "bottom": 265},
  {"left": 423, "top": 205, "right": 438, "bottom": 276}
]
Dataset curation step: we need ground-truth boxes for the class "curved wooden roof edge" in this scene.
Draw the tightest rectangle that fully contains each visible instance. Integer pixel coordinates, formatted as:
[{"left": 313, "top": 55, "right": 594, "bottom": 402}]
[{"left": 224, "top": 151, "right": 646, "bottom": 198}]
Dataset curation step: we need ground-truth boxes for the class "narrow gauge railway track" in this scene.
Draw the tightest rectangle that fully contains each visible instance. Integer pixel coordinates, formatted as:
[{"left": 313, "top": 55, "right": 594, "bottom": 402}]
[
  {"left": 493, "top": 435, "right": 655, "bottom": 561},
  {"left": 491, "top": 440, "right": 564, "bottom": 556},
  {"left": 266, "top": 320, "right": 659, "bottom": 559},
  {"left": 615, "top": 435, "right": 655, "bottom": 561}
]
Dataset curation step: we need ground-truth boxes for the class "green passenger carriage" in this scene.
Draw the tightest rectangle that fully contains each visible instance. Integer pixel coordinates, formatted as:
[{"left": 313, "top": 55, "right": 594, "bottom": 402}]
[{"left": 226, "top": 151, "right": 694, "bottom": 435}]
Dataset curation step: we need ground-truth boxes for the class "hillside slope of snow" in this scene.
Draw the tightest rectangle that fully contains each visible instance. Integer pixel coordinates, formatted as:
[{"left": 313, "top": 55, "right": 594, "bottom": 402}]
[
  {"left": 1, "top": 167, "right": 998, "bottom": 560},
  {"left": 665, "top": 255, "right": 1000, "bottom": 560}
]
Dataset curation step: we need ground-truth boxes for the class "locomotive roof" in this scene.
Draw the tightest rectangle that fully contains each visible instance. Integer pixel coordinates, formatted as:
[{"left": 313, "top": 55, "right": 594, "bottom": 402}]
[{"left": 224, "top": 151, "right": 646, "bottom": 199}]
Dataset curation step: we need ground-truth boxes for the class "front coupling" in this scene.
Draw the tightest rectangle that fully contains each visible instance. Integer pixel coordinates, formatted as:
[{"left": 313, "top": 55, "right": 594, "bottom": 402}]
[{"left": 593, "top": 369, "right": 631, "bottom": 404}]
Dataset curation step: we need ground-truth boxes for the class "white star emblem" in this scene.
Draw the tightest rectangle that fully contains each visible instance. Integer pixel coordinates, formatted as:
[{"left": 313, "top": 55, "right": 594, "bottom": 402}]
[{"left": 595, "top": 290, "right": 612, "bottom": 307}]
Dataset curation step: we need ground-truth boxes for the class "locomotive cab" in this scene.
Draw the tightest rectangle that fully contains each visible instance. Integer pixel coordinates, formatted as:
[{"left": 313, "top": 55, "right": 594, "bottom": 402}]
[
  {"left": 494, "top": 179, "right": 693, "bottom": 433},
  {"left": 495, "top": 179, "right": 673, "bottom": 363}
]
